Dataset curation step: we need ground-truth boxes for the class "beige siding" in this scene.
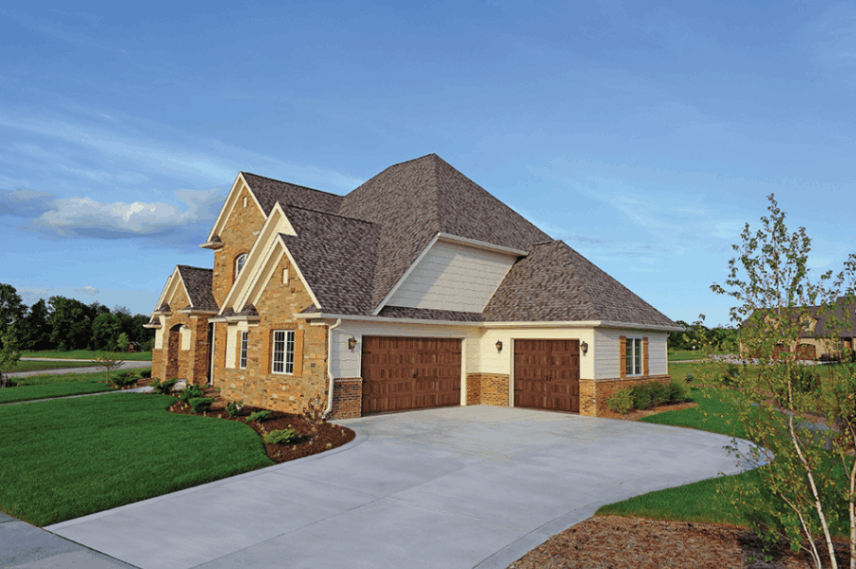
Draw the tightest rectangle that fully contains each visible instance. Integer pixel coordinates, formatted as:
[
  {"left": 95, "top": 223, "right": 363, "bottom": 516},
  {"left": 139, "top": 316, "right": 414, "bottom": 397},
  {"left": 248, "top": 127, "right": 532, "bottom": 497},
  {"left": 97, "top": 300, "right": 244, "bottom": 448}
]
[
  {"left": 385, "top": 240, "right": 516, "bottom": 313},
  {"left": 593, "top": 328, "right": 668, "bottom": 379}
]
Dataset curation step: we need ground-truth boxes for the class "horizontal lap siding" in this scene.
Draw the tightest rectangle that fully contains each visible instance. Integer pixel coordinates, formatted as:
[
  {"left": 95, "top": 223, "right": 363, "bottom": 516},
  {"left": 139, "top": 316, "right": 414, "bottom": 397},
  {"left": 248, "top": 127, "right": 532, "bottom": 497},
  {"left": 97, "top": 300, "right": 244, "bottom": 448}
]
[
  {"left": 594, "top": 329, "right": 668, "bottom": 379},
  {"left": 386, "top": 240, "right": 515, "bottom": 313}
]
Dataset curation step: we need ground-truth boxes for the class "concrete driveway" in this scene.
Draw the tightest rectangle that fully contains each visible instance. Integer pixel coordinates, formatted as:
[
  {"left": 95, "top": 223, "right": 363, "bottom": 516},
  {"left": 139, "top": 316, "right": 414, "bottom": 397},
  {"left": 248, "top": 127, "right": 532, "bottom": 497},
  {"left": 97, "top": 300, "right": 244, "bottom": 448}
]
[{"left": 48, "top": 406, "right": 752, "bottom": 569}]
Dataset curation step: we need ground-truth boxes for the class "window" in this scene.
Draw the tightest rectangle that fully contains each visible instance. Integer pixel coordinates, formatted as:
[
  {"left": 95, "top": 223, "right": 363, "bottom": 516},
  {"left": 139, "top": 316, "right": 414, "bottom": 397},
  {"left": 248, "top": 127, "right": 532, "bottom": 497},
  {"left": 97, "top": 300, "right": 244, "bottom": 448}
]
[
  {"left": 239, "top": 331, "right": 248, "bottom": 369},
  {"left": 235, "top": 253, "right": 247, "bottom": 278},
  {"left": 272, "top": 330, "right": 295, "bottom": 374},
  {"left": 626, "top": 337, "right": 643, "bottom": 376}
]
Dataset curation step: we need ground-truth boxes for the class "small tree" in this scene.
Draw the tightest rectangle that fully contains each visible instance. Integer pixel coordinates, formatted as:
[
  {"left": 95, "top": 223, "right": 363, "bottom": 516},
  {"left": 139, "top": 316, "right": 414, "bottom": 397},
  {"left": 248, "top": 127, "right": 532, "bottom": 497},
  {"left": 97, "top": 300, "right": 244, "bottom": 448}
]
[
  {"left": 93, "top": 355, "right": 125, "bottom": 385},
  {"left": 116, "top": 332, "right": 130, "bottom": 352},
  {"left": 0, "top": 328, "right": 21, "bottom": 388},
  {"left": 711, "top": 194, "right": 856, "bottom": 569}
]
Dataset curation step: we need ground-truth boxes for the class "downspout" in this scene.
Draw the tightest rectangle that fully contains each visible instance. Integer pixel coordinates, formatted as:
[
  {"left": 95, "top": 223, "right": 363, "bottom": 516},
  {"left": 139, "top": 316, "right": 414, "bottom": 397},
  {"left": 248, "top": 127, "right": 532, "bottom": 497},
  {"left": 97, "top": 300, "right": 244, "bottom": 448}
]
[{"left": 322, "top": 318, "right": 343, "bottom": 420}]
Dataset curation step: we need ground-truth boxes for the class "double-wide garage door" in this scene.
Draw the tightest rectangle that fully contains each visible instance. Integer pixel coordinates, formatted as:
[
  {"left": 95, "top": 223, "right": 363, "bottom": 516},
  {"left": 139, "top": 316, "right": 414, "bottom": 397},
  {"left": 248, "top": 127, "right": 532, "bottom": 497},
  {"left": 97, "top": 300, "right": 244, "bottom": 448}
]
[
  {"left": 361, "top": 336, "right": 461, "bottom": 415},
  {"left": 514, "top": 339, "right": 580, "bottom": 413}
]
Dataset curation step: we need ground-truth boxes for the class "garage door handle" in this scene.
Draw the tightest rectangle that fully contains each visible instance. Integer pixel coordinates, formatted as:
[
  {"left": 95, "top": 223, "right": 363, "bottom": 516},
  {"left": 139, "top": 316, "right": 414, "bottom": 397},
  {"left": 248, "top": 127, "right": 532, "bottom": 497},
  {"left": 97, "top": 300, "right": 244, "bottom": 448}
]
[{"left": 413, "top": 371, "right": 418, "bottom": 378}]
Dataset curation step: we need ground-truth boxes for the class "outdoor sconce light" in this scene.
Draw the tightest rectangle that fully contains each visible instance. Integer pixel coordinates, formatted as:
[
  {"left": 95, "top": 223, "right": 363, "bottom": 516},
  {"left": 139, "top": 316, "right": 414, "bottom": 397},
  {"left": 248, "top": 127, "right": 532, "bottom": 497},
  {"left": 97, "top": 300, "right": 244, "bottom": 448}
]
[
  {"left": 580, "top": 341, "right": 589, "bottom": 355},
  {"left": 348, "top": 337, "right": 357, "bottom": 350},
  {"left": 495, "top": 340, "right": 503, "bottom": 352}
]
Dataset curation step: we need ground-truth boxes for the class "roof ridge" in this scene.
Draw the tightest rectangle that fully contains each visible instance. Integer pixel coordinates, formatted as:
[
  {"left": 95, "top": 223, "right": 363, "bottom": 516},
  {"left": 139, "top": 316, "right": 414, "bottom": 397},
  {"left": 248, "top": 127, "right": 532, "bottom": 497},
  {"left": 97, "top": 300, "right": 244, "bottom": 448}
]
[
  {"left": 282, "top": 204, "right": 378, "bottom": 226},
  {"left": 240, "top": 171, "right": 342, "bottom": 197}
]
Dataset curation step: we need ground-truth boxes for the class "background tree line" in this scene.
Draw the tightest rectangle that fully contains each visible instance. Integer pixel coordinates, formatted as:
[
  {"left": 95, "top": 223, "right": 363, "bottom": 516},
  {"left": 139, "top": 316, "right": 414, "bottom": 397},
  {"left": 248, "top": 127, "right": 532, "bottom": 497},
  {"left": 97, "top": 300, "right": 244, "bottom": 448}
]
[
  {"left": 0, "top": 283, "right": 155, "bottom": 352},
  {"left": 669, "top": 320, "right": 738, "bottom": 352}
]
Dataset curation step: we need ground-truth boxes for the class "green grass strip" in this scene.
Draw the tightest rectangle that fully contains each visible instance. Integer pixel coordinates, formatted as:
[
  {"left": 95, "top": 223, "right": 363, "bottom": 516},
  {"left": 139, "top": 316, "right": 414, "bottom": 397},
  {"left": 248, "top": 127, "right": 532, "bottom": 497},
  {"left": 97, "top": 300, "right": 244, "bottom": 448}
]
[
  {"left": 3, "top": 360, "right": 97, "bottom": 373},
  {"left": 0, "top": 393, "right": 272, "bottom": 526},
  {"left": 20, "top": 350, "right": 153, "bottom": 362},
  {"left": 0, "top": 369, "right": 151, "bottom": 404},
  {"left": 639, "top": 386, "right": 747, "bottom": 439}
]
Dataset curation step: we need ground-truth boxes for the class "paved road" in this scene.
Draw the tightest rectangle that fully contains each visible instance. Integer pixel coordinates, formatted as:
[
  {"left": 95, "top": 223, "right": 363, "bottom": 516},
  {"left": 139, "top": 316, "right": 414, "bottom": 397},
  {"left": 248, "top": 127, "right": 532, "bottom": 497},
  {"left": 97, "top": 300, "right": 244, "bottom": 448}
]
[
  {"left": 48, "top": 405, "right": 755, "bottom": 569},
  {"left": 6, "top": 360, "right": 152, "bottom": 378}
]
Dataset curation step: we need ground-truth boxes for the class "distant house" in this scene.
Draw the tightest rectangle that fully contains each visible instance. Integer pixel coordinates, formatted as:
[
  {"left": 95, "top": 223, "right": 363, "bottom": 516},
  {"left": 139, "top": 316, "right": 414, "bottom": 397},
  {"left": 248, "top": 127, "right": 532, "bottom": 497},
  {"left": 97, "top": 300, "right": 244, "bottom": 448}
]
[
  {"left": 145, "top": 154, "right": 680, "bottom": 419},
  {"left": 741, "top": 301, "right": 856, "bottom": 360}
]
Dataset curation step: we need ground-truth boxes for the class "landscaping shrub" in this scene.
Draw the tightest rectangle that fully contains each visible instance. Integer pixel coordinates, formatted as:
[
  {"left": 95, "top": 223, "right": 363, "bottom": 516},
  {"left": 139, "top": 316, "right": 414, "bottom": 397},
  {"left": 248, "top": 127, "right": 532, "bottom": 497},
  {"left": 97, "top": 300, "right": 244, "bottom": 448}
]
[
  {"left": 649, "top": 382, "right": 670, "bottom": 407},
  {"left": 719, "top": 363, "right": 740, "bottom": 386},
  {"left": 108, "top": 372, "right": 137, "bottom": 389},
  {"left": 151, "top": 378, "right": 177, "bottom": 395},
  {"left": 226, "top": 400, "right": 243, "bottom": 418},
  {"left": 631, "top": 384, "right": 652, "bottom": 410},
  {"left": 685, "top": 372, "right": 694, "bottom": 384},
  {"left": 792, "top": 365, "right": 820, "bottom": 394},
  {"left": 263, "top": 428, "right": 298, "bottom": 445},
  {"left": 140, "top": 370, "right": 152, "bottom": 379},
  {"left": 188, "top": 397, "right": 214, "bottom": 413},
  {"left": 245, "top": 410, "right": 271, "bottom": 423},
  {"left": 1, "top": 377, "right": 16, "bottom": 388},
  {"left": 178, "top": 384, "right": 205, "bottom": 404},
  {"left": 606, "top": 388, "right": 634, "bottom": 414},
  {"left": 668, "top": 377, "right": 690, "bottom": 403}
]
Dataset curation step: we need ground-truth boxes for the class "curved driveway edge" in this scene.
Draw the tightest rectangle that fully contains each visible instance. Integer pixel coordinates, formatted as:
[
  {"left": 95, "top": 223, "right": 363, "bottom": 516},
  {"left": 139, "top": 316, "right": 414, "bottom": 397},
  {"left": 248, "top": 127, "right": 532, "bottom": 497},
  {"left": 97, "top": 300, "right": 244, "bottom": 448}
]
[{"left": 47, "top": 405, "right": 755, "bottom": 569}]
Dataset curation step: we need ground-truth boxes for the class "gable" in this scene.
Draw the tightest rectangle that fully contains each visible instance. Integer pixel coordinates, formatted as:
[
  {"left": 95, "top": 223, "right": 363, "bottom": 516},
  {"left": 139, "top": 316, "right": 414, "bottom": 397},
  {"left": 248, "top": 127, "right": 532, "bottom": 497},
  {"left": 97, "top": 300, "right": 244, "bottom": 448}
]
[
  {"left": 383, "top": 238, "right": 519, "bottom": 314},
  {"left": 205, "top": 173, "right": 265, "bottom": 244}
]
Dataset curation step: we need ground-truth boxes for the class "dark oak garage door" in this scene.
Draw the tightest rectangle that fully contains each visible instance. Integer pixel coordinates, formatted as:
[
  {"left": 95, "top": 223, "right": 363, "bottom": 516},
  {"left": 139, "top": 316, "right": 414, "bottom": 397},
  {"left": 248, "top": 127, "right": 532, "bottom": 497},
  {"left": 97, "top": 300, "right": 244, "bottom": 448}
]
[
  {"left": 361, "top": 336, "right": 462, "bottom": 415},
  {"left": 514, "top": 339, "right": 580, "bottom": 413}
]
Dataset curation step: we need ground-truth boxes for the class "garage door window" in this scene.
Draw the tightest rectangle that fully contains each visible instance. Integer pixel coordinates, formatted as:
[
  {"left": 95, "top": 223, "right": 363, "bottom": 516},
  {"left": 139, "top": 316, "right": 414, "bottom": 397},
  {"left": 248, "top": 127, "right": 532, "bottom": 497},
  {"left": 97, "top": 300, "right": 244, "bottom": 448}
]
[
  {"left": 626, "top": 338, "right": 642, "bottom": 376},
  {"left": 272, "top": 330, "right": 295, "bottom": 374}
]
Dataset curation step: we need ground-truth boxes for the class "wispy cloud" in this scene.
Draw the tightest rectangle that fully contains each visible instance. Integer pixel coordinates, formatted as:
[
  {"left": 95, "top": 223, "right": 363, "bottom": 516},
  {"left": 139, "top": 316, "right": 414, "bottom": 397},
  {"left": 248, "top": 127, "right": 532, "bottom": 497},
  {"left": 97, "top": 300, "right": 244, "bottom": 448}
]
[
  {"left": 0, "top": 188, "right": 53, "bottom": 217},
  {"left": 74, "top": 285, "right": 99, "bottom": 296}
]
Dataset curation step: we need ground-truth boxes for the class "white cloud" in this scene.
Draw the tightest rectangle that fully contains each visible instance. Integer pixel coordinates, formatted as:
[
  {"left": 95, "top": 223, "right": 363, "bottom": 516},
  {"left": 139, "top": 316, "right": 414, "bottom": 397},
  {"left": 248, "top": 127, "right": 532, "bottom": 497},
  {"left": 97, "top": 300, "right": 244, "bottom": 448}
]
[
  {"left": 31, "top": 189, "right": 223, "bottom": 240},
  {"left": 75, "top": 285, "right": 99, "bottom": 296},
  {"left": 0, "top": 188, "right": 53, "bottom": 217}
]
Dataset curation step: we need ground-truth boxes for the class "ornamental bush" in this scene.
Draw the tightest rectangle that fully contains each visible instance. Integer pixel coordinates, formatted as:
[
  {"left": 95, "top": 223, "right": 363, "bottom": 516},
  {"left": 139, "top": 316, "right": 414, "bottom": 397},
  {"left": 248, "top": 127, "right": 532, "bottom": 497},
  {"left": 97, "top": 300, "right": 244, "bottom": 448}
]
[
  {"left": 630, "top": 384, "right": 652, "bottom": 410},
  {"left": 668, "top": 377, "right": 690, "bottom": 403},
  {"left": 188, "top": 397, "right": 214, "bottom": 413},
  {"left": 178, "top": 384, "right": 205, "bottom": 404},
  {"left": 245, "top": 410, "right": 271, "bottom": 423},
  {"left": 649, "top": 382, "right": 670, "bottom": 407},
  {"left": 263, "top": 428, "right": 298, "bottom": 445},
  {"left": 150, "top": 378, "right": 177, "bottom": 395},
  {"left": 606, "top": 388, "right": 634, "bottom": 414},
  {"left": 109, "top": 371, "right": 137, "bottom": 389}
]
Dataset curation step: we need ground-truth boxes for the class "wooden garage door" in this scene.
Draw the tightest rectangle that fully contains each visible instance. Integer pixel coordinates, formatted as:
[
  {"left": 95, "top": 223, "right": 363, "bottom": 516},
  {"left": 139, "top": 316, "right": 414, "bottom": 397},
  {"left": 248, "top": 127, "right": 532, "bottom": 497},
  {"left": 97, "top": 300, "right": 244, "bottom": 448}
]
[
  {"left": 361, "top": 336, "right": 461, "bottom": 415},
  {"left": 514, "top": 339, "right": 580, "bottom": 413}
]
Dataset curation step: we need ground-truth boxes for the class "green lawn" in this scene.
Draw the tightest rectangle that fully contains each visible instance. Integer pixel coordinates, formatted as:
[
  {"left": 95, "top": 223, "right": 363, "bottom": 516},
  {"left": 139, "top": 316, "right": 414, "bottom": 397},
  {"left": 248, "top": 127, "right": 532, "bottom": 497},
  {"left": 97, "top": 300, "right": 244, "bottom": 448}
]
[
  {"left": 668, "top": 349, "right": 732, "bottom": 361},
  {"left": 0, "top": 393, "right": 272, "bottom": 526},
  {"left": 596, "top": 362, "right": 853, "bottom": 539},
  {"left": 20, "top": 349, "right": 153, "bottom": 361},
  {"left": 0, "top": 369, "right": 151, "bottom": 404},
  {"left": 2, "top": 360, "right": 97, "bottom": 373}
]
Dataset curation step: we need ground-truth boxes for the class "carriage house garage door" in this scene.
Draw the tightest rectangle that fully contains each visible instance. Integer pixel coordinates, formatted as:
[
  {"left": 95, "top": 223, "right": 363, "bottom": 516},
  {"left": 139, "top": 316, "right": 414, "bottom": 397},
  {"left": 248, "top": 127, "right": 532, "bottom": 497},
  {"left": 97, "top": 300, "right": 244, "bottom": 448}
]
[
  {"left": 361, "top": 336, "right": 462, "bottom": 415},
  {"left": 514, "top": 339, "right": 581, "bottom": 413}
]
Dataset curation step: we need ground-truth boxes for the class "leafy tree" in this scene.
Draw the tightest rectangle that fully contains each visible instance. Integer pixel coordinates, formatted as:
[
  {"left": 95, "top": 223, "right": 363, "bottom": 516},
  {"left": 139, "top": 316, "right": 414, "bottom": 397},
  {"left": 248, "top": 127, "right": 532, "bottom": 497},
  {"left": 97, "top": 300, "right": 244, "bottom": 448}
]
[
  {"left": 18, "top": 299, "right": 51, "bottom": 351},
  {"left": 710, "top": 194, "right": 856, "bottom": 569},
  {"left": 116, "top": 332, "right": 130, "bottom": 352},
  {"left": 0, "top": 327, "right": 21, "bottom": 388},
  {"left": 91, "top": 312, "right": 122, "bottom": 350},
  {"left": 0, "top": 284, "right": 25, "bottom": 349},
  {"left": 48, "top": 296, "right": 92, "bottom": 351}
]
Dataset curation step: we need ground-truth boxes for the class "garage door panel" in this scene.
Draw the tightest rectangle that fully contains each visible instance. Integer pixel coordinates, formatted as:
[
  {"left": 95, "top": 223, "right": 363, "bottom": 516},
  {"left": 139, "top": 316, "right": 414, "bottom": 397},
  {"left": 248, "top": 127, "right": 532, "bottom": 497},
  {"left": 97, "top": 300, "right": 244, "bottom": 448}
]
[
  {"left": 361, "top": 336, "right": 461, "bottom": 415},
  {"left": 514, "top": 339, "right": 580, "bottom": 413}
]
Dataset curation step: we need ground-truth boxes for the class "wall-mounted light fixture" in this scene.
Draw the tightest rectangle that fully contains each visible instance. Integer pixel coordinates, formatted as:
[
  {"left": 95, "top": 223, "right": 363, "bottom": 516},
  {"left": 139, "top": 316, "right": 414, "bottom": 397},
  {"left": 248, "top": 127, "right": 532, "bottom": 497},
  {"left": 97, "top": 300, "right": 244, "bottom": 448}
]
[
  {"left": 495, "top": 340, "right": 503, "bottom": 352},
  {"left": 580, "top": 341, "right": 588, "bottom": 355},
  {"left": 348, "top": 337, "right": 357, "bottom": 350}
]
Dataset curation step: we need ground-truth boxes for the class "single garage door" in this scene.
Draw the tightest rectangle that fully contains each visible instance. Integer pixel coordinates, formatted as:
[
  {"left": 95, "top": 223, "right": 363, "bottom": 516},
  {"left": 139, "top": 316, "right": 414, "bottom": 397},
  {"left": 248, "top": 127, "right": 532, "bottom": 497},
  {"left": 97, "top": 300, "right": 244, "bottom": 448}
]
[
  {"left": 514, "top": 339, "right": 580, "bottom": 413},
  {"left": 361, "top": 336, "right": 461, "bottom": 415}
]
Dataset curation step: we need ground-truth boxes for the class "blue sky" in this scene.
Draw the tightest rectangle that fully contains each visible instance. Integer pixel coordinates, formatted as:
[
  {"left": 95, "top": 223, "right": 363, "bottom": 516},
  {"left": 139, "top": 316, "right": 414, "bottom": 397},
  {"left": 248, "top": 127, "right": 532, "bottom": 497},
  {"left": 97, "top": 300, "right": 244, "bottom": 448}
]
[{"left": 2, "top": 1, "right": 855, "bottom": 326}]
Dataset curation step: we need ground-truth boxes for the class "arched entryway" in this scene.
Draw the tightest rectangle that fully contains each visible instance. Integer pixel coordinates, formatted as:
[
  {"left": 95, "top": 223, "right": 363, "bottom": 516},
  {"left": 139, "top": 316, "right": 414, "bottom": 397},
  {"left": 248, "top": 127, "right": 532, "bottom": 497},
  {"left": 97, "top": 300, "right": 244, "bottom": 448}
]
[{"left": 165, "top": 324, "right": 182, "bottom": 380}]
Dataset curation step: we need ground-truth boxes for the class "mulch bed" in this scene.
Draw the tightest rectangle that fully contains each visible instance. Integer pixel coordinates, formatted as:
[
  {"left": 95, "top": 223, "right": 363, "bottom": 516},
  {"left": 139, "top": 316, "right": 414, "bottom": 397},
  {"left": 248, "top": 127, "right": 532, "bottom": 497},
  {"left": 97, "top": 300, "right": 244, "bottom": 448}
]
[
  {"left": 598, "top": 401, "right": 697, "bottom": 421},
  {"left": 166, "top": 392, "right": 355, "bottom": 464},
  {"left": 508, "top": 516, "right": 850, "bottom": 569}
]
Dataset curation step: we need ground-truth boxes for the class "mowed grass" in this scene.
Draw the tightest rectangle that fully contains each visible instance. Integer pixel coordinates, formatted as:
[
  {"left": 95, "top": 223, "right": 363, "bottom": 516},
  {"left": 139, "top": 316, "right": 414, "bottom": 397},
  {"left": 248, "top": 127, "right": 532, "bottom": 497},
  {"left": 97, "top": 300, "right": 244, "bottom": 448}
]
[
  {"left": 668, "top": 349, "right": 731, "bottom": 361},
  {"left": 0, "top": 369, "right": 151, "bottom": 404},
  {"left": 3, "top": 360, "right": 97, "bottom": 373},
  {"left": 0, "top": 393, "right": 272, "bottom": 526},
  {"left": 20, "top": 349, "right": 153, "bottom": 361}
]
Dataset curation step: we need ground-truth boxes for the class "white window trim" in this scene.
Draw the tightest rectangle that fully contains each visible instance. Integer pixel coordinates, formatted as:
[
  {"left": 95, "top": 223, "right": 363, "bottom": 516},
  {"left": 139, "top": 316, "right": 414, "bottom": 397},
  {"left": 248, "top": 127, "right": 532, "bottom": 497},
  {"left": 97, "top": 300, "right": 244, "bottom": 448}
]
[
  {"left": 625, "top": 337, "right": 643, "bottom": 377},
  {"left": 235, "top": 253, "right": 248, "bottom": 277},
  {"left": 272, "top": 330, "right": 295, "bottom": 375},
  {"left": 239, "top": 331, "right": 248, "bottom": 369}
]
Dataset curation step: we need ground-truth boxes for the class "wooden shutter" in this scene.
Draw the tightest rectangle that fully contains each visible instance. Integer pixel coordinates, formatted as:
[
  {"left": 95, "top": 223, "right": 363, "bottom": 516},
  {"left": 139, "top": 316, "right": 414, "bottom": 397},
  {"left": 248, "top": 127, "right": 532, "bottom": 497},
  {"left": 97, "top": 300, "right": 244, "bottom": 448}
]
[
  {"left": 619, "top": 336, "right": 626, "bottom": 378},
  {"left": 293, "top": 329, "right": 304, "bottom": 376},
  {"left": 643, "top": 337, "right": 649, "bottom": 376}
]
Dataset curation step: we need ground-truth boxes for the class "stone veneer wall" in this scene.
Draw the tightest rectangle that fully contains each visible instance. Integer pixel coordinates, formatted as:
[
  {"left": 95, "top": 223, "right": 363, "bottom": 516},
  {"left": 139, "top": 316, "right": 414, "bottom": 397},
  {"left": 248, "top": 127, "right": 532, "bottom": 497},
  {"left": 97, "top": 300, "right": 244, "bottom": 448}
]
[
  {"left": 466, "top": 373, "right": 509, "bottom": 407},
  {"left": 465, "top": 374, "right": 481, "bottom": 406},
  {"left": 328, "top": 379, "right": 362, "bottom": 419},
  {"left": 216, "top": 255, "right": 329, "bottom": 415},
  {"left": 211, "top": 182, "right": 266, "bottom": 308},
  {"left": 579, "top": 375, "right": 671, "bottom": 417}
]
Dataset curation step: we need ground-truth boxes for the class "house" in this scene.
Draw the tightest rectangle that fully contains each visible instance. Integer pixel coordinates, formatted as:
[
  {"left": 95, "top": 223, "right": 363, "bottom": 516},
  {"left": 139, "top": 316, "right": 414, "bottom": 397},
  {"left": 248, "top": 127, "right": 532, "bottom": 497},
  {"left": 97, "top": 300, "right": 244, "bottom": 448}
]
[
  {"left": 146, "top": 154, "right": 681, "bottom": 419},
  {"left": 741, "top": 302, "right": 856, "bottom": 360}
]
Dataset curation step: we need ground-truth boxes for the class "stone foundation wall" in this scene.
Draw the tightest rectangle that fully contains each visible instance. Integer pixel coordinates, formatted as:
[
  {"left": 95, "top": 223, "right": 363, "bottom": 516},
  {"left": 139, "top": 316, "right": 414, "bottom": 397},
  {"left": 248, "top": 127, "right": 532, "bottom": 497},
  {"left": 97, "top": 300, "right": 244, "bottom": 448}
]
[
  {"left": 466, "top": 373, "right": 509, "bottom": 407},
  {"left": 328, "top": 378, "right": 363, "bottom": 419},
  {"left": 580, "top": 375, "right": 671, "bottom": 417},
  {"left": 465, "top": 374, "right": 481, "bottom": 406}
]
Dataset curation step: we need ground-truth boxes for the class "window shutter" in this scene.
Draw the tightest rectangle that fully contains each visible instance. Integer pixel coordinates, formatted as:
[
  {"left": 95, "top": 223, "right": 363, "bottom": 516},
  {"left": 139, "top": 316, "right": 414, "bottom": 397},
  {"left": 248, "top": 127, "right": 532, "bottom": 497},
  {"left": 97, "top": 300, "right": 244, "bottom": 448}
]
[
  {"left": 619, "top": 336, "right": 626, "bottom": 378},
  {"left": 643, "top": 337, "right": 649, "bottom": 376},
  {"left": 293, "top": 329, "right": 304, "bottom": 376}
]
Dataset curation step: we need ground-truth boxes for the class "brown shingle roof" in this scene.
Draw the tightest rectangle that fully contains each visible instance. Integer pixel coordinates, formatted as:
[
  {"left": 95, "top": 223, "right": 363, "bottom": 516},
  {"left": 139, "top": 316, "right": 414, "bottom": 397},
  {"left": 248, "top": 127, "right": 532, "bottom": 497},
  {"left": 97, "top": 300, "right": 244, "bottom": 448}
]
[
  {"left": 337, "top": 154, "right": 550, "bottom": 308},
  {"left": 241, "top": 172, "right": 343, "bottom": 216},
  {"left": 482, "top": 240, "right": 677, "bottom": 327},
  {"left": 279, "top": 206, "right": 380, "bottom": 315},
  {"left": 176, "top": 266, "right": 219, "bottom": 312}
]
